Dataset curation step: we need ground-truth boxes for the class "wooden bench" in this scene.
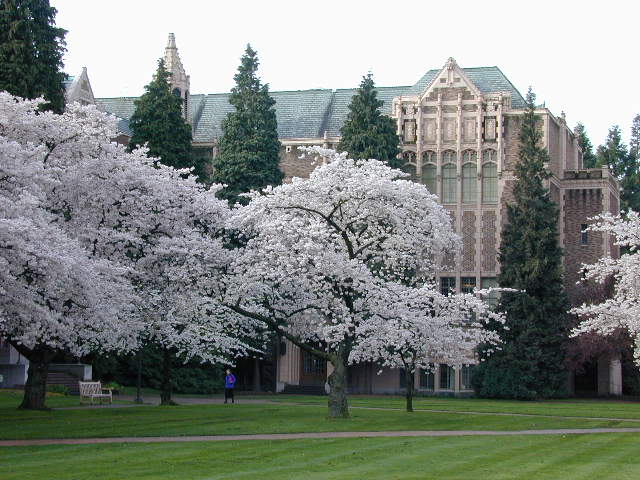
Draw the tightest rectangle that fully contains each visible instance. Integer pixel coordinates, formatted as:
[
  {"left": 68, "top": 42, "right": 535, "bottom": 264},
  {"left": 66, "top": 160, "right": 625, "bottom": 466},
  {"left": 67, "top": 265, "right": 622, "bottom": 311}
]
[{"left": 79, "top": 381, "right": 113, "bottom": 404}]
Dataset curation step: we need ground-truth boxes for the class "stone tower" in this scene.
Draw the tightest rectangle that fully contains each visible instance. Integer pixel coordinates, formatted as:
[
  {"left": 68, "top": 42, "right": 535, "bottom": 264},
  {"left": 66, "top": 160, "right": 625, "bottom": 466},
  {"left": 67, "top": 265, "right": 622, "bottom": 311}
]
[{"left": 163, "top": 33, "right": 190, "bottom": 120}]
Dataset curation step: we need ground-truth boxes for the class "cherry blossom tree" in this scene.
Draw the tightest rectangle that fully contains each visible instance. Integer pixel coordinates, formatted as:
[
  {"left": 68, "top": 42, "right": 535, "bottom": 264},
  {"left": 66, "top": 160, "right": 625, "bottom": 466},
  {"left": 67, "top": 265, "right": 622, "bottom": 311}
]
[
  {"left": 224, "top": 147, "right": 460, "bottom": 418},
  {"left": 0, "top": 94, "right": 254, "bottom": 408},
  {"left": 572, "top": 212, "right": 640, "bottom": 364},
  {"left": 352, "top": 283, "right": 505, "bottom": 411},
  {"left": 134, "top": 231, "right": 261, "bottom": 405}
]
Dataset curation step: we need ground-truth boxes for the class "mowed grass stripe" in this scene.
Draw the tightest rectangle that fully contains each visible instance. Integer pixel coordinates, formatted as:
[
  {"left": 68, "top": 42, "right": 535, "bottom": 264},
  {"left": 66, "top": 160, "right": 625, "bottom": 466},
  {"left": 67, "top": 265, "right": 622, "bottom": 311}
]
[
  {"left": 2, "top": 403, "right": 640, "bottom": 440},
  {"left": 2, "top": 435, "right": 640, "bottom": 480},
  {"left": 266, "top": 394, "right": 640, "bottom": 419}
]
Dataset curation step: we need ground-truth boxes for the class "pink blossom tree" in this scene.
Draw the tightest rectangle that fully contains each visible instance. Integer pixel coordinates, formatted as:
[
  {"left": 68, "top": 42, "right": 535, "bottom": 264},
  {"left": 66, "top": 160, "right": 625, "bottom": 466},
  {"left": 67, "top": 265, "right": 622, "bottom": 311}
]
[
  {"left": 572, "top": 212, "right": 640, "bottom": 364},
  {"left": 224, "top": 147, "right": 461, "bottom": 418},
  {"left": 352, "top": 283, "right": 504, "bottom": 411},
  {"left": 0, "top": 94, "right": 254, "bottom": 409}
]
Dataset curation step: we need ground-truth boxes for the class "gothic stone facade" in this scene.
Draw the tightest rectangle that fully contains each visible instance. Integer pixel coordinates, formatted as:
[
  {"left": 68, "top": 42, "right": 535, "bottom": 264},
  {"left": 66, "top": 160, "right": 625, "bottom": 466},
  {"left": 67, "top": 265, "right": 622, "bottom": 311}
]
[{"left": 93, "top": 35, "right": 621, "bottom": 397}]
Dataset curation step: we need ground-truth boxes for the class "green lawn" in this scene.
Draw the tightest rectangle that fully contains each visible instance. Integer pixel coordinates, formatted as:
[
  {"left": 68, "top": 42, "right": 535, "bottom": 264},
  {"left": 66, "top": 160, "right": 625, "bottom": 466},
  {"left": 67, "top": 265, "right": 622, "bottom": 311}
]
[
  {"left": 3, "top": 434, "right": 640, "bottom": 480},
  {"left": 0, "top": 389, "right": 132, "bottom": 409},
  {"left": 1, "top": 401, "right": 639, "bottom": 441},
  {"left": 265, "top": 394, "right": 640, "bottom": 419}
]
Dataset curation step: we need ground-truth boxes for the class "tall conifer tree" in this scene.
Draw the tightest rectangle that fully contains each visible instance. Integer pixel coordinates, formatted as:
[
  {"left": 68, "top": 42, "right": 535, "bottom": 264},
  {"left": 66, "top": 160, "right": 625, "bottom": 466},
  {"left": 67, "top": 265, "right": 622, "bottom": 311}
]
[
  {"left": 474, "top": 88, "right": 570, "bottom": 400},
  {"left": 574, "top": 122, "right": 597, "bottom": 168},
  {"left": 0, "top": 0, "right": 66, "bottom": 113},
  {"left": 338, "top": 73, "right": 401, "bottom": 168},
  {"left": 596, "top": 125, "right": 638, "bottom": 212},
  {"left": 623, "top": 115, "right": 640, "bottom": 213},
  {"left": 128, "top": 59, "right": 195, "bottom": 173},
  {"left": 212, "top": 45, "right": 282, "bottom": 205}
]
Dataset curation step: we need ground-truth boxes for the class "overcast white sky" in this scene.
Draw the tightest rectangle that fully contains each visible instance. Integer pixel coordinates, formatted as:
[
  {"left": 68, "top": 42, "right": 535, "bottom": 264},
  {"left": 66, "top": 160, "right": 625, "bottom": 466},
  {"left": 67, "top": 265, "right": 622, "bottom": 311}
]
[{"left": 53, "top": 0, "right": 638, "bottom": 147}]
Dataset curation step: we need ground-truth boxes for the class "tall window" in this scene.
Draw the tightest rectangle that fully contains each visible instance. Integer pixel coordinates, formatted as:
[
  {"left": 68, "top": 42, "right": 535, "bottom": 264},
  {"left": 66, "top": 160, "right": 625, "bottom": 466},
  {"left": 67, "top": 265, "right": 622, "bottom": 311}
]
[
  {"left": 460, "top": 365, "right": 474, "bottom": 390},
  {"left": 481, "top": 277, "right": 498, "bottom": 307},
  {"left": 440, "top": 277, "right": 456, "bottom": 296},
  {"left": 461, "top": 277, "right": 476, "bottom": 294},
  {"left": 482, "top": 149, "right": 496, "bottom": 163},
  {"left": 302, "top": 351, "right": 326, "bottom": 375},
  {"left": 462, "top": 150, "right": 477, "bottom": 163},
  {"left": 482, "top": 161, "right": 498, "bottom": 203},
  {"left": 401, "top": 151, "right": 417, "bottom": 181},
  {"left": 442, "top": 164, "right": 457, "bottom": 203},
  {"left": 581, "top": 224, "right": 589, "bottom": 245},
  {"left": 462, "top": 163, "right": 477, "bottom": 203},
  {"left": 420, "top": 365, "right": 435, "bottom": 390},
  {"left": 401, "top": 163, "right": 417, "bottom": 181},
  {"left": 442, "top": 150, "right": 457, "bottom": 164},
  {"left": 422, "top": 164, "right": 437, "bottom": 194},
  {"left": 439, "top": 364, "right": 455, "bottom": 390}
]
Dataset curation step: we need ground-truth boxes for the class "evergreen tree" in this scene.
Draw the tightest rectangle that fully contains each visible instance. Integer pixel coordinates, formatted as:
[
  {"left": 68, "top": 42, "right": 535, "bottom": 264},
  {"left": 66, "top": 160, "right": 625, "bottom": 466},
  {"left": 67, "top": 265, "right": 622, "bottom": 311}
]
[
  {"left": 630, "top": 114, "right": 640, "bottom": 160},
  {"left": 574, "top": 122, "right": 597, "bottom": 168},
  {"left": 473, "top": 88, "right": 570, "bottom": 400},
  {"left": 623, "top": 115, "right": 640, "bottom": 213},
  {"left": 0, "top": 0, "right": 66, "bottom": 113},
  {"left": 596, "top": 125, "right": 628, "bottom": 176},
  {"left": 338, "top": 73, "right": 401, "bottom": 168},
  {"left": 596, "top": 125, "right": 638, "bottom": 212},
  {"left": 212, "top": 45, "right": 283, "bottom": 205},
  {"left": 128, "top": 59, "right": 196, "bottom": 173}
]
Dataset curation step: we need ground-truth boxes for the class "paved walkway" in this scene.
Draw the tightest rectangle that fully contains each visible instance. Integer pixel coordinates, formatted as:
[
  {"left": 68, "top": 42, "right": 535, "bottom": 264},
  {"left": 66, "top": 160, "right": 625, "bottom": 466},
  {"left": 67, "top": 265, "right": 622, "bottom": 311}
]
[{"left": 2, "top": 428, "right": 640, "bottom": 447}]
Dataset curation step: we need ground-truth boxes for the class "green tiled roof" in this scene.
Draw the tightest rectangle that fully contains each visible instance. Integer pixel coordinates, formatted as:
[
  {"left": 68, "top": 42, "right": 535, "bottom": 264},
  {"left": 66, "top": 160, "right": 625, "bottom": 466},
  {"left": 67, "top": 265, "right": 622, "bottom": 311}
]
[
  {"left": 96, "top": 65, "right": 525, "bottom": 143},
  {"left": 408, "top": 67, "right": 526, "bottom": 108},
  {"left": 63, "top": 75, "right": 76, "bottom": 90},
  {"left": 94, "top": 97, "right": 136, "bottom": 137}
]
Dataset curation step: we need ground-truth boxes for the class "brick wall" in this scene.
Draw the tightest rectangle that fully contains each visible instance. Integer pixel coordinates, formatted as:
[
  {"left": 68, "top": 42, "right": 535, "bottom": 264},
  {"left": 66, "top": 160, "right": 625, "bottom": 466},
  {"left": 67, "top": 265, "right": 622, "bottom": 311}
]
[
  {"left": 279, "top": 145, "right": 320, "bottom": 182},
  {"left": 563, "top": 188, "right": 604, "bottom": 302},
  {"left": 462, "top": 211, "right": 476, "bottom": 271},
  {"left": 503, "top": 115, "right": 520, "bottom": 170},
  {"left": 481, "top": 210, "right": 497, "bottom": 272}
]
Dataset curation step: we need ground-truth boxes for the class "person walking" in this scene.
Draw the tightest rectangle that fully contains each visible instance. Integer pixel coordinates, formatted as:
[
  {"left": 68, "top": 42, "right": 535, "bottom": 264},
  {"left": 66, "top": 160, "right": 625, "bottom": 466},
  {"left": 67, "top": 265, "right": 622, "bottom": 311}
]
[{"left": 224, "top": 369, "right": 236, "bottom": 404}]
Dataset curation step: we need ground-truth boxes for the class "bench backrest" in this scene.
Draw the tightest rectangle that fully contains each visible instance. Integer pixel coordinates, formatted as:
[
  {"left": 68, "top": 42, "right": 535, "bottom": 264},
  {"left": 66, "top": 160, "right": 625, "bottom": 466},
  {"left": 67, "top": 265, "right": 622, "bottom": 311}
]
[{"left": 79, "top": 381, "right": 102, "bottom": 396}]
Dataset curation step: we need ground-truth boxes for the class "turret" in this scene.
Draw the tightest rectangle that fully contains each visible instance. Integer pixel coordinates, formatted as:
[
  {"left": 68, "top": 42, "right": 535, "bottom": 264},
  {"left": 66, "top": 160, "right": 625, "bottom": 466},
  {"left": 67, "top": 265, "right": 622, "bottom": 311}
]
[{"left": 163, "top": 33, "right": 190, "bottom": 120}]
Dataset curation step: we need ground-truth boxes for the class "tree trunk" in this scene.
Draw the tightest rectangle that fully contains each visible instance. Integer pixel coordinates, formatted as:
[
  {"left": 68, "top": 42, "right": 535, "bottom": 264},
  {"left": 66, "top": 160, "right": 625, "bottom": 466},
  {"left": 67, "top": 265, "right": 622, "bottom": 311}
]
[
  {"left": 253, "top": 358, "right": 262, "bottom": 392},
  {"left": 405, "top": 369, "right": 414, "bottom": 413},
  {"left": 135, "top": 350, "right": 143, "bottom": 404},
  {"left": 327, "top": 347, "right": 349, "bottom": 419},
  {"left": 14, "top": 344, "right": 53, "bottom": 410},
  {"left": 160, "top": 347, "right": 174, "bottom": 406}
]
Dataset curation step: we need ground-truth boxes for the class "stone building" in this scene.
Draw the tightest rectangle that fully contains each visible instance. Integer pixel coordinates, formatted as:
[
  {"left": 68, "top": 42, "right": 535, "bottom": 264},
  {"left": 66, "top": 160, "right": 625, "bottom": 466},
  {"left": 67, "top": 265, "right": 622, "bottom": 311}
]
[{"left": 92, "top": 34, "right": 621, "bottom": 397}]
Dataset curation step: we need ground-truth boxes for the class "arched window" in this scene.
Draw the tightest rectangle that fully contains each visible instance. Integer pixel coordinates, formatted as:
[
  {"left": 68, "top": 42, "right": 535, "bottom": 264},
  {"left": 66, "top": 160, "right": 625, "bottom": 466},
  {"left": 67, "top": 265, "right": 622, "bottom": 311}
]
[
  {"left": 442, "top": 150, "right": 457, "bottom": 164},
  {"left": 462, "top": 150, "right": 477, "bottom": 163},
  {"left": 482, "top": 162, "right": 498, "bottom": 203},
  {"left": 482, "top": 149, "right": 497, "bottom": 163},
  {"left": 401, "top": 163, "right": 417, "bottom": 181},
  {"left": 462, "top": 162, "right": 477, "bottom": 203},
  {"left": 422, "top": 150, "right": 436, "bottom": 164},
  {"left": 442, "top": 163, "right": 457, "bottom": 203},
  {"left": 401, "top": 151, "right": 417, "bottom": 181},
  {"left": 422, "top": 163, "right": 437, "bottom": 194}
]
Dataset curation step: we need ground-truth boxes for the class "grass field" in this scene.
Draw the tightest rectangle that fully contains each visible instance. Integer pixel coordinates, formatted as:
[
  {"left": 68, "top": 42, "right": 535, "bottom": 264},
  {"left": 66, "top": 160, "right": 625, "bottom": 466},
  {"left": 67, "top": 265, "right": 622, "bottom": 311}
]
[
  {"left": 3, "top": 434, "right": 640, "bottom": 480},
  {"left": 2, "top": 391, "right": 640, "bottom": 479},
  {"left": 1, "top": 401, "right": 639, "bottom": 440},
  {"left": 265, "top": 394, "right": 640, "bottom": 419}
]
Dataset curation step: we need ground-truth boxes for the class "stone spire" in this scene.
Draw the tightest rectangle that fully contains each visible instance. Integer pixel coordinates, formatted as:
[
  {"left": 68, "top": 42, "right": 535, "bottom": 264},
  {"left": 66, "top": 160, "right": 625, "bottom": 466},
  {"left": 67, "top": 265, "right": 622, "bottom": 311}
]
[{"left": 163, "top": 33, "right": 190, "bottom": 119}]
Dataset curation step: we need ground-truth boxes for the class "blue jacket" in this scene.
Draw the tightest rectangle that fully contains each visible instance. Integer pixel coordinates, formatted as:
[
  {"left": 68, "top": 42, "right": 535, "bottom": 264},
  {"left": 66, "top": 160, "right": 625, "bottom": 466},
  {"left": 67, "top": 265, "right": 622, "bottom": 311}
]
[{"left": 225, "top": 374, "right": 236, "bottom": 389}]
